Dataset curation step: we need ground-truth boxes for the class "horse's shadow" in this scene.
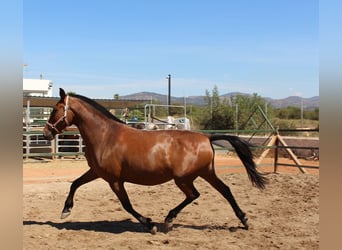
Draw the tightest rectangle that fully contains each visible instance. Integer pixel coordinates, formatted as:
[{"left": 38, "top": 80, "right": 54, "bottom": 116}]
[
  {"left": 23, "top": 219, "right": 245, "bottom": 234},
  {"left": 23, "top": 219, "right": 146, "bottom": 234}
]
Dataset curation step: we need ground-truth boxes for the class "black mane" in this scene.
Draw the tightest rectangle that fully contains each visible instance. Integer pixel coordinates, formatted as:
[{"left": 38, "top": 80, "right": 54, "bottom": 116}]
[{"left": 69, "top": 93, "right": 125, "bottom": 124}]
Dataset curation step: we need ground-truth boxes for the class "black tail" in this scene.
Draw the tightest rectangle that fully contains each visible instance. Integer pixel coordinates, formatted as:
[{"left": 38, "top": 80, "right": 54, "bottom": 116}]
[{"left": 209, "top": 134, "right": 268, "bottom": 189}]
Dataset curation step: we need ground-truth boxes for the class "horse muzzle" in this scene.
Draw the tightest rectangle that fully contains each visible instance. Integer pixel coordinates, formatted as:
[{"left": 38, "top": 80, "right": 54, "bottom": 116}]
[{"left": 43, "top": 127, "right": 55, "bottom": 141}]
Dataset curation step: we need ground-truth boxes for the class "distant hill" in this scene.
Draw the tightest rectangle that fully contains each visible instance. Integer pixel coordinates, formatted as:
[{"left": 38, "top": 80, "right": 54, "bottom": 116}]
[
  {"left": 265, "top": 96, "right": 319, "bottom": 109},
  {"left": 120, "top": 92, "right": 319, "bottom": 109}
]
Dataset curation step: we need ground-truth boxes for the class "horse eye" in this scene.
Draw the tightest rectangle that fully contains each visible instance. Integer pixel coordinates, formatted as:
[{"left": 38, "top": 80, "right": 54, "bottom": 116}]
[{"left": 50, "top": 108, "right": 57, "bottom": 115}]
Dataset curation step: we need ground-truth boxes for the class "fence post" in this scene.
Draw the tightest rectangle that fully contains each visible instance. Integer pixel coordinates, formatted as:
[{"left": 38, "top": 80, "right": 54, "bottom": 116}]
[
  {"left": 25, "top": 133, "right": 29, "bottom": 160},
  {"left": 276, "top": 135, "right": 307, "bottom": 174},
  {"left": 75, "top": 135, "right": 80, "bottom": 159},
  {"left": 79, "top": 135, "right": 83, "bottom": 157},
  {"left": 274, "top": 137, "right": 279, "bottom": 173},
  {"left": 53, "top": 135, "right": 57, "bottom": 159},
  {"left": 256, "top": 133, "right": 277, "bottom": 165}
]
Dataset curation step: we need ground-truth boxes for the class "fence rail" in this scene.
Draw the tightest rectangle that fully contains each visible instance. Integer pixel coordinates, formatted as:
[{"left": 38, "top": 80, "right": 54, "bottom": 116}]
[
  {"left": 23, "top": 129, "right": 85, "bottom": 159},
  {"left": 200, "top": 128, "right": 319, "bottom": 172}
]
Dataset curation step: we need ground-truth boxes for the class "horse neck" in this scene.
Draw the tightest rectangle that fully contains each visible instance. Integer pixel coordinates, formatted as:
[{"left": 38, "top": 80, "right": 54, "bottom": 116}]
[{"left": 69, "top": 97, "right": 120, "bottom": 143}]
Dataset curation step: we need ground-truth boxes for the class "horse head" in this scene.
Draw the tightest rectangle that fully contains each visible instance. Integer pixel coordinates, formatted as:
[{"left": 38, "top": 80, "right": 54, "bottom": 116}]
[{"left": 43, "top": 88, "right": 75, "bottom": 140}]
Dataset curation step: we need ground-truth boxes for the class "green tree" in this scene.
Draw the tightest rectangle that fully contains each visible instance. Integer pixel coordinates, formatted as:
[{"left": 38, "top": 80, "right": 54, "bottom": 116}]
[
  {"left": 304, "top": 107, "right": 319, "bottom": 120},
  {"left": 201, "top": 85, "right": 234, "bottom": 129},
  {"left": 274, "top": 106, "right": 301, "bottom": 120},
  {"left": 230, "top": 93, "right": 269, "bottom": 130},
  {"left": 196, "top": 86, "right": 272, "bottom": 130}
]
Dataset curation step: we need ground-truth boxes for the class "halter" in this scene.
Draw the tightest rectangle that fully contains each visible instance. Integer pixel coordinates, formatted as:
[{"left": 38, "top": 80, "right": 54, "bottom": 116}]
[{"left": 46, "top": 95, "right": 70, "bottom": 134}]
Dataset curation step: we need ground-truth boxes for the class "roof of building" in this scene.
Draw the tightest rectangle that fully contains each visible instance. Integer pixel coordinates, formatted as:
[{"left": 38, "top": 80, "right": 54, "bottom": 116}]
[{"left": 23, "top": 96, "right": 148, "bottom": 109}]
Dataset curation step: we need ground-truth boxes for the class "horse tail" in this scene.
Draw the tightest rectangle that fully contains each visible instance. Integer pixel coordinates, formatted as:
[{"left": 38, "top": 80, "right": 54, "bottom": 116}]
[{"left": 209, "top": 134, "right": 268, "bottom": 190}]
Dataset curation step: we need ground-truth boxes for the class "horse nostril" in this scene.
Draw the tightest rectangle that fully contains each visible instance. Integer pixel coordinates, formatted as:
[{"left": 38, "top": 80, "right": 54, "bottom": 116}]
[
  {"left": 43, "top": 130, "right": 54, "bottom": 141},
  {"left": 47, "top": 133, "right": 54, "bottom": 141}
]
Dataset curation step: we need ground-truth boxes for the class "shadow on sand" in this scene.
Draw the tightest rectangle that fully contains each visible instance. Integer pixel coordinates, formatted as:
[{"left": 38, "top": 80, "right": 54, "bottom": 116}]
[{"left": 23, "top": 219, "right": 246, "bottom": 234}]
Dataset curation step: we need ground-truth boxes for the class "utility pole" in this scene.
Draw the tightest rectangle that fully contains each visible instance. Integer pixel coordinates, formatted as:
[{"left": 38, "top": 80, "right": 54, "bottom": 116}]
[
  {"left": 166, "top": 74, "right": 171, "bottom": 116},
  {"left": 235, "top": 103, "right": 239, "bottom": 134},
  {"left": 301, "top": 99, "right": 304, "bottom": 128}
]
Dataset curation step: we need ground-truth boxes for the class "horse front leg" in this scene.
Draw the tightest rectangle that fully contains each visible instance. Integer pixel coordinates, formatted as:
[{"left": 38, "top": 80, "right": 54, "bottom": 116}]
[
  {"left": 61, "top": 169, "right": 98, "bottom": 219},
  {"left": 109, "top": 181, "right": 157, "bottom": 234}
]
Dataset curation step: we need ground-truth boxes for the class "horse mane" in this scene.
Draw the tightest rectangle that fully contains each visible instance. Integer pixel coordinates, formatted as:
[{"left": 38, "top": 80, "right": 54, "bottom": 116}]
[{"left": 69, "top": 93, "right": 125, "bottom": 124}]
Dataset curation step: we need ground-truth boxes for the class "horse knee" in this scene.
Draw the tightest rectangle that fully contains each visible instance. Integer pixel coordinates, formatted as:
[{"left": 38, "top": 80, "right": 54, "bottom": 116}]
[{"left": 193, "top": 190, "right": 200, "bottom": 200}]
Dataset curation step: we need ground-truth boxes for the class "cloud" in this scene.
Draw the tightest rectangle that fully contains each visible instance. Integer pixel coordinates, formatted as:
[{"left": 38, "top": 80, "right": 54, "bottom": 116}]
[{"left": 289, "top": 88, "right": 303, "bottom": 97}]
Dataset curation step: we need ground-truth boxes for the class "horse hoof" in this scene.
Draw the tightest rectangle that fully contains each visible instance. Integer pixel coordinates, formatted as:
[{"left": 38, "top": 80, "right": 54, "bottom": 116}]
[
  {"left": 60, "top": 211, "right": 71, "bottom": 219},
  {"left": 242, "top": 220, "right": 249, "bottom": 230},
  {"left": 150, "top": 225, "right": 158, "bottom": 235},
  {"left": 164, "top": 221, "right": 173, "bottom": 232},
  {"left": 241, "top": 216, "right": 249, "bottom": 230}
]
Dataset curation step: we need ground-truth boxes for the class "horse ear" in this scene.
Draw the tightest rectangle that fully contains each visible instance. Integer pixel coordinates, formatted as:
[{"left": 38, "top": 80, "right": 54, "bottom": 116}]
[{"left": 59, "top": 88, "right": 66, "bottom": 99}]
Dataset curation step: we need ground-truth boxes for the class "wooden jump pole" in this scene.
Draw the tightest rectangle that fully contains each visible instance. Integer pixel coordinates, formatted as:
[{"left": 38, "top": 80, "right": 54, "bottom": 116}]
[
  {"left": 256, "top": 130, "right": 307, "bottom": 174},
  {"left": 256, "top": 134, "right": 278, "bottom": 165},
  {"left": 276, "top": 135, "right": 307, "bottom": 173}
]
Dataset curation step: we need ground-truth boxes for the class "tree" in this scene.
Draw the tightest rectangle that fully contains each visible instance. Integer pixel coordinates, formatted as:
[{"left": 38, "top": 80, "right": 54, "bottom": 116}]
[
  {"left": 196, "top": 86, "right": 272, "bottom": 130},
  {"left": 114, "top": 94, "right": 120, "bottom": 100},
  {"left": 274, "top": 106, "right": 301, "bottom": 120},
  {"left": 304, "top": 107, "right": 319, "bottom": 121},
  {"left": 230, "top": 93, "right": 269, "bottom": 130},
  {"left": 200, "top": 85, "right": 234, "bottom": 129}
]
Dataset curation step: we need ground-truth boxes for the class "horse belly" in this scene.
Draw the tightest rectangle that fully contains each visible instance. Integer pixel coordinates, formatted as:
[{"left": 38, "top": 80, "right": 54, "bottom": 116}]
[
  {"left": 121, "top": 166, "right": 174, "bottom": 185},
  {"left": 119, "top": 132, "right": 213, "bottom": 185}
]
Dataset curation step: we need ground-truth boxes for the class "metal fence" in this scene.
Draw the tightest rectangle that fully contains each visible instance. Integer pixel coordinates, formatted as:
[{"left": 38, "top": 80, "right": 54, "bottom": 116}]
[
  {"left": 202, "top": 128, "right": 319, "bottom": 172},
  {"left": 23, "top": 129, "right": 85, "bottom": 159}
]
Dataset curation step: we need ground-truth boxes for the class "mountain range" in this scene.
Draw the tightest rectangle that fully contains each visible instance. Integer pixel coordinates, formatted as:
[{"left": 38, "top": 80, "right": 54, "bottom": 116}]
[{"left": 120, "top": 92, "right": 319, "bottom": 109}]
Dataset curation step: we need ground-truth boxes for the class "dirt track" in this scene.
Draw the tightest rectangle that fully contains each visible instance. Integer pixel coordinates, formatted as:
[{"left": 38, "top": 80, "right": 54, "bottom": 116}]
[{"left": 23, "top": 156, "right": 319, "bottom": 249}]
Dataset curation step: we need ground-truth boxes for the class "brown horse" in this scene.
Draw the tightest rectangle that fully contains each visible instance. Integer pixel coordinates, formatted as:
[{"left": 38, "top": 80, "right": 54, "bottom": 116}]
[{"left": 43, "top": 88, "right": 267, "bottom": 234}]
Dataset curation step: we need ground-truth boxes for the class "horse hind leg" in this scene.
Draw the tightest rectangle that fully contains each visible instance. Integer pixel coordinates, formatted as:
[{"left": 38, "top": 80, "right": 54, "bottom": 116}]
[
  {"left": 164, "top": 179, "right": 200, "bottom": 232},
  {"left": 201, "top": 172, "right": 249, "bottom": 229},
  {"left": 61, "top": 169, "right": 98, "bottom": 219},
  {"left": 109, "top": 181, "right": 157, "bottom": 234}
]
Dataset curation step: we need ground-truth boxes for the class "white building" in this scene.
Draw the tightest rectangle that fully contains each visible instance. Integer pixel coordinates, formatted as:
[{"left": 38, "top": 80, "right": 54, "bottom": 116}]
[{"left": 23, "top": 78, "right": 53, "bottom": 97}]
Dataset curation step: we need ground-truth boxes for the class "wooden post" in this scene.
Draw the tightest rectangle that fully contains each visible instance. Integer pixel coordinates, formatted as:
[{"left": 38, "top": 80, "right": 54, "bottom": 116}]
[
  {"left": 256, "top": 129, "right": 307, "bottom": 174},
  {"left": 276, "top": 135, "right": 307, "bottom": 174},
  {"left": 274, "top": 137, "right": 279, "bottom": 173},
  {"left": 256, "top": 134, "right": 278, "bottom": 165}
]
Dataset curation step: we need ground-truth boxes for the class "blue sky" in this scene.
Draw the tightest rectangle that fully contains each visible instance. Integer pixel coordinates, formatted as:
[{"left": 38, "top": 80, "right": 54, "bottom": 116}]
[{"left": 23, "top": 0, "right": 318, "bottom": 99}]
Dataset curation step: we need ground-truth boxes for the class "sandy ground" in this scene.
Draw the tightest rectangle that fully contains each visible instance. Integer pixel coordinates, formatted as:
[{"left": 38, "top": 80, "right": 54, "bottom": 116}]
[{"left": 23, "top": 155, "right": 319, "bottom": 249}]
